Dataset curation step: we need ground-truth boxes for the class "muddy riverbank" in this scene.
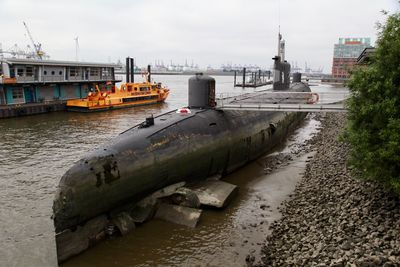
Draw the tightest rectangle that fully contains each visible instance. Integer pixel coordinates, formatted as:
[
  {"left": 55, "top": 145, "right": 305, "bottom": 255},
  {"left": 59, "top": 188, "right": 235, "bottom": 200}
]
[{"left": 256, "top": 113, "right": 400, "bottom": 267}]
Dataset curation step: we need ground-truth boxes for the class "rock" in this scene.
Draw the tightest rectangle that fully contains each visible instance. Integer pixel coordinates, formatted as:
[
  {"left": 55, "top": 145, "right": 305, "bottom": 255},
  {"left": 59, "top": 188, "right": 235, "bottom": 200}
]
[{"left": 341, "top": 241, "right": 352, "bottom": 251}]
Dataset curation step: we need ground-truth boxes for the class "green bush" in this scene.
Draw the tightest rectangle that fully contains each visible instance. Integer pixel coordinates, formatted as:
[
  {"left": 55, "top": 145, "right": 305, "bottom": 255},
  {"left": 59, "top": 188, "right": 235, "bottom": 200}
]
[{"left": 346, "top": 11, "right": 400, "bottom": 193}]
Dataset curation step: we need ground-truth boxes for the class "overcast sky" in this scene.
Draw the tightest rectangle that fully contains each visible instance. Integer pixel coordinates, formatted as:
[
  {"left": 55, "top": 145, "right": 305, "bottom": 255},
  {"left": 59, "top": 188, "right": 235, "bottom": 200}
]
[{"left": 0, "top": 0, "right": 398, "bottom": 72}]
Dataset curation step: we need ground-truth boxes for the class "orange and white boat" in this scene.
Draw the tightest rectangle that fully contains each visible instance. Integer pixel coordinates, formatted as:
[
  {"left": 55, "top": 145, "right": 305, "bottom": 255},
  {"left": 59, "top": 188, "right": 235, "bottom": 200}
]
[{"left": 66, "top": 81, "right": 169, "bottom": 112}]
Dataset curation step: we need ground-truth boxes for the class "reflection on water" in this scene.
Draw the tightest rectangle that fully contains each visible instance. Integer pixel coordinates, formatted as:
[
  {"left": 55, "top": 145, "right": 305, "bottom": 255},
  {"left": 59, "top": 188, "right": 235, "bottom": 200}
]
[{"left": 0, "top": 75, "right": 345, "bottom": 266}]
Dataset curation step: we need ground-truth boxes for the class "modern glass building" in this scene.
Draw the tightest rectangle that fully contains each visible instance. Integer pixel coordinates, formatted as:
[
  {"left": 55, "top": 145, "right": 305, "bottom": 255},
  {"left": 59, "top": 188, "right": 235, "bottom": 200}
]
[{"left": 332, "top": 37, "right": 371, "bottom": 79}]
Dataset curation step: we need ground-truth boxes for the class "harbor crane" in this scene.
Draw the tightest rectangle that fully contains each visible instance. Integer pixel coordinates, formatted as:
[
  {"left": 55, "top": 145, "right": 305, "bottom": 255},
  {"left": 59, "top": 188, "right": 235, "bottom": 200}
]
[
  {"left": 0, "top": 43, "right": 34, "bottom": 59},
  {"left": 23, "top": 21, "right": 47, "bottom": 59}
]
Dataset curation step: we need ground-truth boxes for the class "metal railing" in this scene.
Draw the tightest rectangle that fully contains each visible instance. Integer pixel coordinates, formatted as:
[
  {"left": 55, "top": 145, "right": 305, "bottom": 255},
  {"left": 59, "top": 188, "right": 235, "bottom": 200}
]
[
  {"left": 0, "top": 76, "right": 116, "bottom": 84},
  {"left": 216, "top": 91, "right": 350, "bottom": 112}
]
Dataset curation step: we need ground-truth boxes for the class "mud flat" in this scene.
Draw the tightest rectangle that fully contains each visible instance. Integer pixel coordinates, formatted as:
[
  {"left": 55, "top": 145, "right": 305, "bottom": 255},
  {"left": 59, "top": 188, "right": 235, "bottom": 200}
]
[{"left": 256, "top": 113, "right": 400, "bottom": 267}]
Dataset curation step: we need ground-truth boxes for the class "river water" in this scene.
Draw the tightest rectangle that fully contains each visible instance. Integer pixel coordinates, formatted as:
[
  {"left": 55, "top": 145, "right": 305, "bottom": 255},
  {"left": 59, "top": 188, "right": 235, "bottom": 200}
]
[{"left": 0, "top": 75, "right": 347, "bottom": 267}]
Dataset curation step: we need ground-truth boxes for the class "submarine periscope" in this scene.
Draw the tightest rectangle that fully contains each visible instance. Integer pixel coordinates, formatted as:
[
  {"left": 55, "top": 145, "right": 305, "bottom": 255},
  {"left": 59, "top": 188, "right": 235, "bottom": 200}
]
[{"left": 53, "top": 35, "right": 311, "bottom": 261}]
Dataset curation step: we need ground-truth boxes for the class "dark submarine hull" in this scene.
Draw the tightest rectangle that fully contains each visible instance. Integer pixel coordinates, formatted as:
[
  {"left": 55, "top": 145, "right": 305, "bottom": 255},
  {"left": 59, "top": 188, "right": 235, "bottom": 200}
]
[{"left": 53, "top": 83, "right": 311, "bottom": 232}]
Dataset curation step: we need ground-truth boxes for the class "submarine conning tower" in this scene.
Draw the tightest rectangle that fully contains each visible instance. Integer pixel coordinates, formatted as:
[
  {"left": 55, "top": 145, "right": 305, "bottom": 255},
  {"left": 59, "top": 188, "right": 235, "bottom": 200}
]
[
  {"left": 273, "top": 32, "right": 291, "bottom": 91},
  {"left": 188, "top": 73, "right": 216, "bottom": 109}
]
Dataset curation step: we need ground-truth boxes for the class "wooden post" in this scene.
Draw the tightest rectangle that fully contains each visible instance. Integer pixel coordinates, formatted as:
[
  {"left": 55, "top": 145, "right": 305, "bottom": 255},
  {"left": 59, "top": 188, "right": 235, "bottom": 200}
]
[
  {"left": 147, "top": 65, "right": 151, "bottom": 83},
  {"left": 242, "top": 68, "right": 246, "bottom": 88},
  {"left": 234, "top": 71, "right": 237, "bottom": 86}
]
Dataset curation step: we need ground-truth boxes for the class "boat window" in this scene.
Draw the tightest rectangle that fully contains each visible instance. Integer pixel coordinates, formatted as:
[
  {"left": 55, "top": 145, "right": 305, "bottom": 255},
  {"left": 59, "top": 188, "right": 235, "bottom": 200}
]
[
  {"left": 70, "top": 67, "right": 80, "bottom": 77},
  {"left": 17, "top": 68, "right": 24, "bottom": 76},
  {"left": 26, "top": 67, "right": 34, "bottom": 77},
  {"left": 12, "top": 88, "right": 24, "bottom": 99},
  {"left": 127, "top": 85, "right": 132, "bottom": 92},
  {"left": 90, "top": 68, "right": 99, "bottom": 76}
]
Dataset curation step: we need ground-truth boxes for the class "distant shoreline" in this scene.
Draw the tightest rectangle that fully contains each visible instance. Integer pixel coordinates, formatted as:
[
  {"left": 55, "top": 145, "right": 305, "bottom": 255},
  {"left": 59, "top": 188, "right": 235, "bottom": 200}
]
[{"left": 115, "top": 71, "right": 237, "bottom": 76}]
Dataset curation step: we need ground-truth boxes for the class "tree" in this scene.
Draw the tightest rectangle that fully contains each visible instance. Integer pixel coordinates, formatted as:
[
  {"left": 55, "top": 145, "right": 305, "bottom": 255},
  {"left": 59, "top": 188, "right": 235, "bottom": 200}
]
[{"left": 345, "top": 10, "right": 400, "bottom": 193}]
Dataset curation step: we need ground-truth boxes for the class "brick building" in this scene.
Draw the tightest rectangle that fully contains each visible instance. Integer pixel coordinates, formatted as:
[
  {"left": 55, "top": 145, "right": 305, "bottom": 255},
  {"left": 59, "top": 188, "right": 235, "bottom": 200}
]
[{"left": 331, "top": 37, "right": 371, "bottom": 79}]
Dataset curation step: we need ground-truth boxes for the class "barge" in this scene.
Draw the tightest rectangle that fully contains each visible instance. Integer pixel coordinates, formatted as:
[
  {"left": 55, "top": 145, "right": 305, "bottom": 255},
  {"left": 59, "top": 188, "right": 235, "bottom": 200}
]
[{"left": 0, "top": 58, "right": 120, "bottom": 118}]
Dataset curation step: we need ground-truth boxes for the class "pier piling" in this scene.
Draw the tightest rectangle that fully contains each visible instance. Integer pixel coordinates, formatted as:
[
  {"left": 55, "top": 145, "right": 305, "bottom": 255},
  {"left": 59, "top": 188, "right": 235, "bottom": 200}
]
[
  {"left": 126, "top": 57, "right": 130, "bottom": 83},
  {"left": 130, "top": 58, "right": 134, "bottom": 83}
]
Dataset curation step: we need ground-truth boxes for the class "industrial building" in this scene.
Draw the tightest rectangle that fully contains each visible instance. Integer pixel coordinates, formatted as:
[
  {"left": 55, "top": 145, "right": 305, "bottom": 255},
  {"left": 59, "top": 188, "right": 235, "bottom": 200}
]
[{"left": 331, "top": 37, "right": 371, "bottom": 79}]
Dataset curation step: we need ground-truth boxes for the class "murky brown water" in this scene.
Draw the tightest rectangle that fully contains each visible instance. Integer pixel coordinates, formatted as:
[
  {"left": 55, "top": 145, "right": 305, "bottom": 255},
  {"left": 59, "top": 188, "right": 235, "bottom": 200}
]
[{"left": 0, "top": 75, "right": 346, "bottom": 267}]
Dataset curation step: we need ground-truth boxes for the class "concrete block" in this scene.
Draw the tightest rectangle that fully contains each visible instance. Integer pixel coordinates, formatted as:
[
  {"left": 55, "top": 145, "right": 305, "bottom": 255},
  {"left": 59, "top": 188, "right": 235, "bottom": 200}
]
[
  {"left": 56, "top": 215, "right": 107, "bottom": 263},
  {"left": 154, "top": 203, "right": 202, "bottom": 228},
  {"left": 112, "top": 182, "right": 186, "bottom": 223},
  {"left": 186, "top": 180, "right": 238, "bottom": 208}
]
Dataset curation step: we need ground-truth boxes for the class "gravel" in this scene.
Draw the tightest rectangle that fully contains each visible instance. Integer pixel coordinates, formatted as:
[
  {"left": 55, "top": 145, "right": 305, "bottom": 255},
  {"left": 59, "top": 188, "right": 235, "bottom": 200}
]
[{"left": 255, "top": 113, "right": 400, "bottom": 267}]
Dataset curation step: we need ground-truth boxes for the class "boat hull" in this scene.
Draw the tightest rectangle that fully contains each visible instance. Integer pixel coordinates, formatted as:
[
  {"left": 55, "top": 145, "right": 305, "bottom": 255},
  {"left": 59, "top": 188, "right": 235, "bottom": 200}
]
[{"left": 66, "top": 99, "right": 165, "bottom": 112}]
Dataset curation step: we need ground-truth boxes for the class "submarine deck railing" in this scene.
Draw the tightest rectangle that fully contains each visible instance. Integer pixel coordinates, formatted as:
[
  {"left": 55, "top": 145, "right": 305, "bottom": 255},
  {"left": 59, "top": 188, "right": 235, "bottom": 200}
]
[{"left": 216, "top": 91, "right": 350, "bottom": 112}]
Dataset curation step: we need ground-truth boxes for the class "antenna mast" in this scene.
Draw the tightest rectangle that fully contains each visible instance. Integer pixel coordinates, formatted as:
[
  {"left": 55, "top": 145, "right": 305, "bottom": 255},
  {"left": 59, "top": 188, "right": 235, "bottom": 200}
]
[{"left": 74, "top": 37, "right": 79, "bottom": 61}]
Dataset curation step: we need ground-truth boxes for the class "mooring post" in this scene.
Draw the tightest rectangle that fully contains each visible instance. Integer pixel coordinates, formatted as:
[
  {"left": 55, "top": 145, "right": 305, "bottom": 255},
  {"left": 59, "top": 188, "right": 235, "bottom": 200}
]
[
  {"left": 147, "top": 65, "right": 151, "bottom": 83},
  {"left": 234, "top": 71, "right": 237, "bottom": 86},
  {"left": 130, "top": 58, "right": 134, "bottom": 83},
  {"left": 242, "top": 68, "right": 246, "bottom": 88},
  {"left": 126, "top": 57, "right": 130, "bottom": 83}
]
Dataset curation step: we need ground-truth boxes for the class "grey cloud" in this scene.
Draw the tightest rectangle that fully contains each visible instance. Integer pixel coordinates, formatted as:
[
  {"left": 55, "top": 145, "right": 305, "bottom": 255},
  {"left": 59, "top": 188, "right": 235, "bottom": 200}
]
[{"left": 0, "top": 0, "right": 398, "bottom": 71}]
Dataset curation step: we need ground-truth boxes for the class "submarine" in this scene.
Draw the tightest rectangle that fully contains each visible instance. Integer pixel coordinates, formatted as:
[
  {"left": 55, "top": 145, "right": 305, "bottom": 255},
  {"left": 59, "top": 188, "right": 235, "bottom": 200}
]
[{"left": 53, "top": 36, "right": 311, "bottom": 233}]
